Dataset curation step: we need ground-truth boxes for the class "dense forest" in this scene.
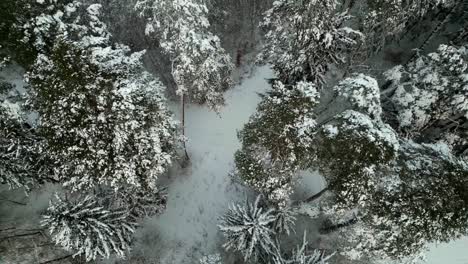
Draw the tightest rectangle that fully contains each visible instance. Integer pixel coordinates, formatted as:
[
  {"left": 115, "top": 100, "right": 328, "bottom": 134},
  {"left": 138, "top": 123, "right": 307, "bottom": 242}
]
[{"left": 0, "top": 0, "right": 467, "bottom": 263}]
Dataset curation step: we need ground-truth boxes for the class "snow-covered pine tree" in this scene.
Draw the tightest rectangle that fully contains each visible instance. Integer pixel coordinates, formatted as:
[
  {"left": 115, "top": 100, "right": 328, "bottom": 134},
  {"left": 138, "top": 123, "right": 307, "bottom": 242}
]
[
  {"left": 219, "top": 195, "right": 277, "bottom": 262},
  {"left": 135, "top": 0, "right": 234, "bottom": 109},
  {"left": 314, "top": 110, "right": 399, "bottom": 207},
  {"left": 314, "top": 74, "right": 468, "bottom": 260},
  {"left": 385, "top": 44, "right": 468, "bottom": 156},
  {"left": 0, "top": 0, "right": 80, "bottom": 67},
  {"left": 0, "top": 97, "right": 33, "bottom": 189},
  {"left": 259, "top": 0, "right": 363, "bottom": 85},
  {"left": 26, "top": 4, "right": 178, "bottom": 191},
  {"left": 42, "top": 193, "right": 137, "bottom": 261},
  {"left": 345, "top": 142, "right": 468, "bottom": 259},
  {"left": 359, "top": 0, "right": 457, "bottom": 54},
  {"left": 236, "top": 71, "right": 468, "bottom": 260},
  {"left": 235, "top": 81, "right": 320, "bottom": 205}
]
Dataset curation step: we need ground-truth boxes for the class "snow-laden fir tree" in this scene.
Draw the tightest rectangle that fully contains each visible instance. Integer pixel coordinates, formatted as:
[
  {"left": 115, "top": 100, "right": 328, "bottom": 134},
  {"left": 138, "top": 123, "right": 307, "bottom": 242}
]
[
  {"left": 259, "top": 0, "right": 363, "bottom": 85},
  {"left": 42, "top": 193, "right": 137, "bottom": 261},
  {"left": 219, "top": 195, "right": 277, "bottom": 262},
  {"left": 235, "top": 81, "right": 320, "bottom": 205},
  {"left": 385, "top": 44, "right": 468, "bottom": 156},
  {"left": 26, "top": 4, "right": 178, "bottom": 191},
  {"left": 135, "top": 0, "right": 233, "bottom": 109}
]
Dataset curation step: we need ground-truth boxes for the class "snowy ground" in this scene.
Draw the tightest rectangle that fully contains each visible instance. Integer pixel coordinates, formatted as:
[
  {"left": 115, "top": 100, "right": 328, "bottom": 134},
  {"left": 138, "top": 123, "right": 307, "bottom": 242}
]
[{"left": 109, "top": 66, "right": 275, "bottom": 264}]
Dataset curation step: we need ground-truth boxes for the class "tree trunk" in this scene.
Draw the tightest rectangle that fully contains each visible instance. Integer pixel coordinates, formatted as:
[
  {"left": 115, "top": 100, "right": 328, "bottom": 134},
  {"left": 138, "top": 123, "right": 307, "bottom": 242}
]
[
  {"left": 181, "top": 94, "right": 190, "bottom": 162},
  {"left": 292, "top": 187, "right": 329, "bottom": 206},
  {"left": 304, "top": 187, "right": 329, "bottom": 203},
  {"left": 320, "top": 217, "right": 358, "bottom": 234},
  {"left": 405, "top": 2, "right": 460, "bottom": 65},
  {"left": 39, "top": 254, "right": 73, "bottom": 264}
]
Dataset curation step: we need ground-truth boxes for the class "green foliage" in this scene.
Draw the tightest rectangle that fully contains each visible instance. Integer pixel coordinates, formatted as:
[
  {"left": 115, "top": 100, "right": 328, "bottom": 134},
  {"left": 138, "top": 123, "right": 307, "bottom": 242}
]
[
  {"left": 27, "top": 40, "right": 177, "bottom": 191},
  {"left": 364, "top": 143, "right": 468, "bottom": 258},
  {"left": 235, "top": 81, "right": 319, "bottom": 204},
  {"left": 315, "top": 111, "right": 399, "bottom": 206}
]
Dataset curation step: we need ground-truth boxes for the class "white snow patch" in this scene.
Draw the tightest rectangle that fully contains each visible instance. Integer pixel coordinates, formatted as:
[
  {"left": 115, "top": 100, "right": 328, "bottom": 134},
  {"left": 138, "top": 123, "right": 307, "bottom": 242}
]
[{"left": 138, "top": 66, "right": 274, "bottom": 263}]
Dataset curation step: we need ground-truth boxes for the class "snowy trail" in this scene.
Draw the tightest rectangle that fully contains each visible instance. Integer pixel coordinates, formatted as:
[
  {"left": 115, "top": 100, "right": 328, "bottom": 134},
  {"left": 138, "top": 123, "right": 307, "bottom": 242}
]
[{"left": 132, "top": 66, "right": 274, "bottom": 263}]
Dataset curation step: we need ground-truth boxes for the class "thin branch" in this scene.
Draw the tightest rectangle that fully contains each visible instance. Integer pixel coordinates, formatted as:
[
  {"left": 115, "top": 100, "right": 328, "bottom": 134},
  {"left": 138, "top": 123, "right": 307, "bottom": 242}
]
[
  {"left": 303, "top": 187, "right": 329, "bottom": 203},
  {"left": 0, "top": 197, "right": 27, "bottom": 206},
  {"left": 1, "top": 231, "right": 42, "bottom": 240},
  {"left": 39, "top": 254, "right": 73, "bottom": 264},
  {"left": 292, "top": 187, "right": 329, "bottom": 206}
]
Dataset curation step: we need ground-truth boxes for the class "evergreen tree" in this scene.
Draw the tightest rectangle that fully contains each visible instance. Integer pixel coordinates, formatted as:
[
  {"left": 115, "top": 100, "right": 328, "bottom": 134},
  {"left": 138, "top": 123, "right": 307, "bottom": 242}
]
[
  {"left": 259, "top": 0, "right": 363, "bottom": 85},
  {"left": 115, "top": 187, "right": 168, "bottom": 219},
  {"left": 235, "top": 81, "right": 320, "bottom": 205},
  {"left": 273, "top": 206, "right": 297, "bottom": 235},
  {"left": 344, "top": 142, "right": 468, "bottom": 259},
  {"left": 42, "top": 194, "right": 137, "bottom": 261},
  {"left": 385, "top": 44, "right": 468, "bottom": 155},
  {"left": 26, "top": 4, "right": 178, "bottom": 191},
  {"left": 0, "top": 73, "right": 50, "bottom": 189},
  {"left": 0, "top": 0, "right": 79, "bottom": 66},
  {"left": 219, "top": 195, "right": 277, "bottom": 262},
  {"left": 236, "top": 71, "right": 468, "bottom": 260},
  {"left": 359, "top": 0, "right": 457, "bottom": 54},
  {"left": 135, "top": 0, "right": 234, "bottom": 108}
]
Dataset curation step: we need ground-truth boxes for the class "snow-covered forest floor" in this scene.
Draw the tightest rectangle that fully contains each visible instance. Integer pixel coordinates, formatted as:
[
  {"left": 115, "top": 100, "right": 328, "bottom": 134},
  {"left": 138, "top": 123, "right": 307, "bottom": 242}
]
[{"left": 120, "top": 66, "right": 275, "bottom": 264}]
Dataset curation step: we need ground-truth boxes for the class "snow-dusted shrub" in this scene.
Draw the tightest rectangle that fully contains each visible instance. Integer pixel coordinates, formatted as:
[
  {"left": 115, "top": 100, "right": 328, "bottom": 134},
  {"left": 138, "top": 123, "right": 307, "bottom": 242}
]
[
  {"left": 42, "top": 194, "right": 137, "bottom": 261},
  {"left": 116, "top": 187, "right": 168, "bottom": 219},
  {"left": 219, "top": 195, "right": 277, "bottom": 261}
]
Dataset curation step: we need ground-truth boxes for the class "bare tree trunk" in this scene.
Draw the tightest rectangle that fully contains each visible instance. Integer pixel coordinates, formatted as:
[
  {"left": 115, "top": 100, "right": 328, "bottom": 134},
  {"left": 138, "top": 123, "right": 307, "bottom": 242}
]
[
  {"left": 39, "top": 254, "right": 73, "bottom": 264},
  {"left": 405, "top": 2, "right": 461, "bottom": 65},
  {"left": 304, "top": 187, "right": 329, "bottom": 203},
  {"left": 181, "top": 94, "right": 190, "bottom": 162},
  {"left": 320, "top": 217, "right": 358, "bottom": 234},
  {"left": 292, "top": 187, "right": 329, "bottom": 206}
]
